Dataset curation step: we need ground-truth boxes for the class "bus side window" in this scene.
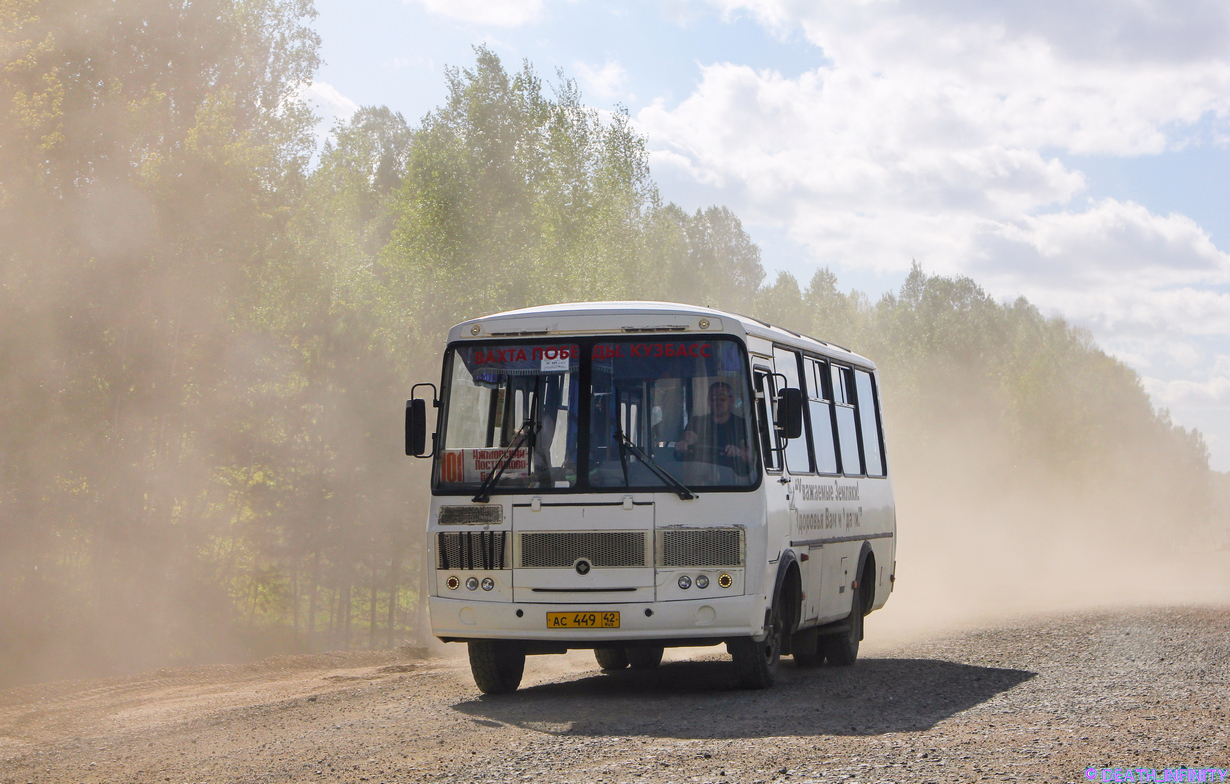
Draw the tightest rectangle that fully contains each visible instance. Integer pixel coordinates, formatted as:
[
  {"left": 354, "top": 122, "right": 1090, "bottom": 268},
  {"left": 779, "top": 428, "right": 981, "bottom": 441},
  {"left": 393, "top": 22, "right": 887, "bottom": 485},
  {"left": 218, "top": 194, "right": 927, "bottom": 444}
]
[
  {"left": 806, "top": 358, "right": 839, "bottom": 474},
  {"left": 773, "top": 347, "right": 812, "bottom": 474},
  {"left": 753, "top": 370, "right": 781, "bottom": 472},
  {"left": 854, "top": 369, "right": 886, "bottom": 477},
  {"left": 830, "top": 364, "right": 863, "bottom": 475}
]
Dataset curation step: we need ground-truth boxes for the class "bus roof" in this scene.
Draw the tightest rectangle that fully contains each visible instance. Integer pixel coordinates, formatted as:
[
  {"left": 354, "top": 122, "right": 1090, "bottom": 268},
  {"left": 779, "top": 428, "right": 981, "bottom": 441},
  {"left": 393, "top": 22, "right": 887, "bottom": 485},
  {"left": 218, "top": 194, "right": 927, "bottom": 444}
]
[{"left": 447, "top": 301, "right": 876, "bottom": 369}]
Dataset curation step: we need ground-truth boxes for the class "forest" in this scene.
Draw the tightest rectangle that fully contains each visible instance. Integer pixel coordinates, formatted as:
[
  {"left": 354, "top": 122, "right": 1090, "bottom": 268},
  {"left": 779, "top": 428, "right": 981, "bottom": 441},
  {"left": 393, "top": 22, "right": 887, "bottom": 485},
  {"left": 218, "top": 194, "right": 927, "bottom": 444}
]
[{"left": 0, "top": 0, "right": 1219, "bottom": 686}]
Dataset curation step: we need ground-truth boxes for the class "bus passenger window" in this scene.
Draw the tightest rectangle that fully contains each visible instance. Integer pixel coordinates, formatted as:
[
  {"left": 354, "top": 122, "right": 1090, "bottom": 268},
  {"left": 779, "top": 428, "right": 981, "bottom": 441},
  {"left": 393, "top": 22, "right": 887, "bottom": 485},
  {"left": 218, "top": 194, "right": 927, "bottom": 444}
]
[
  {"left": 806, "top": 358, "right": 838, "bottom": 474},
  {"left": 854, "top": 369, "right": 885, "bottom": 477},
  {"left": 831, "top": 364, "right": 863, "bottom": 475},
  {"left": 773, "top": 347, "right": 812, "bottom": 474}
]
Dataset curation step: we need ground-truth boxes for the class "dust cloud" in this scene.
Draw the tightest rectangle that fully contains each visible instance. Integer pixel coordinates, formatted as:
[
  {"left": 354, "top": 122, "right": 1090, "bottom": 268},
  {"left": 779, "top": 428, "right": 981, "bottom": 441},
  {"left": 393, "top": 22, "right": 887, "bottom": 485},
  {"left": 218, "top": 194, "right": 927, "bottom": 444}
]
[{"left": 866, "top": 394, "right": 1230, "bottom": 649}]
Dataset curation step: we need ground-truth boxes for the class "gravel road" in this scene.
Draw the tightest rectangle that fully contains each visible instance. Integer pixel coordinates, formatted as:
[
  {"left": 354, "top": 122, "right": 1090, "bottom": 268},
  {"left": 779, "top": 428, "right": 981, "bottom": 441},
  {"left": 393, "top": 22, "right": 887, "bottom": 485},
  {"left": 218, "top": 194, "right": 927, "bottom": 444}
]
[{"left": 1, "top": 607, "right": 1227, "bottom": 784}]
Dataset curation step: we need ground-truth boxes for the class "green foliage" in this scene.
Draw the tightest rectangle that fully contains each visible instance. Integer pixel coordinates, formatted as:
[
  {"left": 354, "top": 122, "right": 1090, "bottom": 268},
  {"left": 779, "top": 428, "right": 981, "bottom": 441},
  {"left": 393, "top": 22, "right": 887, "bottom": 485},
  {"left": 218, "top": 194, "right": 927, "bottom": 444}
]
[{"left": 383, "top": 47, "right": 766, "bottom": 353}]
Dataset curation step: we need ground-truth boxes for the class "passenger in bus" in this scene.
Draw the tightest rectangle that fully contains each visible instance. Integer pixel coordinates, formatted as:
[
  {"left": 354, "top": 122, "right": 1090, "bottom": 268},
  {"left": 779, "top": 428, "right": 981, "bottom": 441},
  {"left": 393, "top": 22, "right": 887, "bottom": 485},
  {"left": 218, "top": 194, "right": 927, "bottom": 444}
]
[{"left": 674, "top": 381, "right": 752, "bottom": 473}]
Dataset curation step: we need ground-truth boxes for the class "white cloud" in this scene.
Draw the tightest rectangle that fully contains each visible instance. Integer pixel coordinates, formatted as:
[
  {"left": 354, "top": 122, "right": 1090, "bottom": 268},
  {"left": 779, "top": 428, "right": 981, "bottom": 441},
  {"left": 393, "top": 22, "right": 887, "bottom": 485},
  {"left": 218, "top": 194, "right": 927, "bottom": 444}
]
[
  {"left": 574, "top": 59, "right": 629, "bottom": 101},
  {"left": 1145, "top": 372, "right": 1230, "bottom": 408},
  {"left": 409, "top": 0, "right": 544, "bottom": 26},
  {"left": 638, "top": 5, "right": 1230, "bottom": 323}
]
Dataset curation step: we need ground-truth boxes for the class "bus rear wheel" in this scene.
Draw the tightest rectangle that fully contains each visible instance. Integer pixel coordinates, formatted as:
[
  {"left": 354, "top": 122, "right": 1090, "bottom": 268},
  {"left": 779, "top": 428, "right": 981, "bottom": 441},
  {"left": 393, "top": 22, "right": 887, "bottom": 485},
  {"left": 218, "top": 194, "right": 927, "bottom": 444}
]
[
  {"left": 594, "top": 647, "right": 629, "bottom": 671},
  {"left": 728, "top": 597, "right": 783, "bottom": 689},
  {"left": 468, "top": 640, "right": 526, "bottom": 694},
  {"left": 819, "top": 580, "right": 865, "bottom": 667},
  {"left": 627, "top": 646, "right": 664, "bottom": 669}
]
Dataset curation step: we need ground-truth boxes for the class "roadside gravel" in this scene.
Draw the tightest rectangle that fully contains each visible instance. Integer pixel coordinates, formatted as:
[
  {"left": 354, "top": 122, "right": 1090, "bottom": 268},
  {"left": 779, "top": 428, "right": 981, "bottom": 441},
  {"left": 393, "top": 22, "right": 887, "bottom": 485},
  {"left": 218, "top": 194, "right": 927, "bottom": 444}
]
[{"left": 1, "top": 607, "right": 1227, "bottom": 784}]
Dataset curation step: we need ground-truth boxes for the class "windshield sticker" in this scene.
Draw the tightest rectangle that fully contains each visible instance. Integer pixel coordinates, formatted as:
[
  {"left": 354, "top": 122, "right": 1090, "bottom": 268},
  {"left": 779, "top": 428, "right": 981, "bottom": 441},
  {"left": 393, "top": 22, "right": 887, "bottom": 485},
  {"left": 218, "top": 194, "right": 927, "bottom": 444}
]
[{"left": 440, "top": 448, "right": 529, "bottom": 484}]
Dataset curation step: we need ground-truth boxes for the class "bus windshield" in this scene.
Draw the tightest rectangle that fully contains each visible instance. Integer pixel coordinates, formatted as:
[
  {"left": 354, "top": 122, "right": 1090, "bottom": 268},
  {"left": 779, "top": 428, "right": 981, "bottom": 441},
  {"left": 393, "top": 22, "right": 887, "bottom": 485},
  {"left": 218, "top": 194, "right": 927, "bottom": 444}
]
[{"left": 436, "top": 337, "right": 759, "bottom": 493}]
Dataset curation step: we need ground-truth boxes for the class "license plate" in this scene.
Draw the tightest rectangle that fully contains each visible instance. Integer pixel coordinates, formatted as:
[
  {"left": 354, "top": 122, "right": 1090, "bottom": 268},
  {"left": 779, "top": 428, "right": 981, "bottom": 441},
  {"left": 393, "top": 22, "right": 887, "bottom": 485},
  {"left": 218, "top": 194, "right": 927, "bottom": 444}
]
[{"left": 546, "top": 611, "right": 620, "bottom": 629}]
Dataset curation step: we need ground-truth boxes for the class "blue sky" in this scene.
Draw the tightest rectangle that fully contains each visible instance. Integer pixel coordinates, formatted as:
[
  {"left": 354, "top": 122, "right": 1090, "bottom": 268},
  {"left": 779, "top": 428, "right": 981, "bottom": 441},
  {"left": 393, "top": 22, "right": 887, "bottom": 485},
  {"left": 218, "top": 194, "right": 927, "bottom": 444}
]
[{"left": 304, "top": 0, "right": 1230, "bottom": 471}]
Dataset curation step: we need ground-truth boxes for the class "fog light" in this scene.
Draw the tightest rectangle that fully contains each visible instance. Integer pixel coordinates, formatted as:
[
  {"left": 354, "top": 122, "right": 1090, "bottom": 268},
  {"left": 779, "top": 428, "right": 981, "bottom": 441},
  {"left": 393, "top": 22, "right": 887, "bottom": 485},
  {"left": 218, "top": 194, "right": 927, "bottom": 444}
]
[
  {"left": 718, "top": 573, "right": 733, "bottom": 588},
  {"left": 695, "top": 574, "right": 710, "bottom": 589},
  {"left": 481, "top": 577, "right": 494, "bottom": 591},
  {"left": 678, "top": 575, "right": 692, "bottom": 589},
  {"left": 446, "top": 575, "right": 460, "bottom": 590},
  {"left": 465, "top": 577, "right": 479, "bottom": 591}
]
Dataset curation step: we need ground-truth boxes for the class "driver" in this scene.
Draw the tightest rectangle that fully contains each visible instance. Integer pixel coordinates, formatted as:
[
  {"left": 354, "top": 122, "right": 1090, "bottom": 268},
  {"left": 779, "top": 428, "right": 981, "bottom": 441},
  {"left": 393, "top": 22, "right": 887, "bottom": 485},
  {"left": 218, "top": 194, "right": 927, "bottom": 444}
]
[{"left": 674, "top": 381, "right": 752, "bottom": 472}]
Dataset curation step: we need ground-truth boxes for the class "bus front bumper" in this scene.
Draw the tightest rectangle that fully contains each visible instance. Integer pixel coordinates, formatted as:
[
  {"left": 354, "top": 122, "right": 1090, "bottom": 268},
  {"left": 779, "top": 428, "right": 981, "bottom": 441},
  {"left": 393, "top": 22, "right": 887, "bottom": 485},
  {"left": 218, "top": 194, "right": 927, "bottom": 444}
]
[{"left": 429, "top": 594, "right": 766, "bottom": 645}]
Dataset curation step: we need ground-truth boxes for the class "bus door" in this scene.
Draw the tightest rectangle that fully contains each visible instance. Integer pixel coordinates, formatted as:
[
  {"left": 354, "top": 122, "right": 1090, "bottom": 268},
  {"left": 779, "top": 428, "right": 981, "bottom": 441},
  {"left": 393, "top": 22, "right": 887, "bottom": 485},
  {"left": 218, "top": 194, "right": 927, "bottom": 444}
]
[
  {"left": 772, "top": 346, "right": 823, "bottom": 623},
  {"left": 752, "top": 356, "right": 797, "bottom": 608},
  {"left": 820, "top": 362, "right": 866, "bottom": 620}
]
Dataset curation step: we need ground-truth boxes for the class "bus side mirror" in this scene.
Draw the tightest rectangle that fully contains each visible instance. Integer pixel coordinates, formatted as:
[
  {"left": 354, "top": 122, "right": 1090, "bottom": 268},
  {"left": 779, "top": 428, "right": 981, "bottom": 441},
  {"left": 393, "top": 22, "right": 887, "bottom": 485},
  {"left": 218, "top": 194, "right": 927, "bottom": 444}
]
[
  {"left": 406, "top": 398, "right": 427, "bottom": 456},
  {"left": 776, "top": 388, "right": 804, "bottom": 440},
  {"left": 406, "top": 383, "right": 439, "bottom": 457}
]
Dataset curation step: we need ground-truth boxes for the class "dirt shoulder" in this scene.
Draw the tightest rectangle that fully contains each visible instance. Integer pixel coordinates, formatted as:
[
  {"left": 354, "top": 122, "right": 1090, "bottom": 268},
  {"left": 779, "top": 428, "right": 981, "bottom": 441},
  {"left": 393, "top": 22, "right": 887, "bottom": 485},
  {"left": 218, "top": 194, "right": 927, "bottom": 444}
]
[{"left": 1, "top": 607, "right": 1228, "bottom": 783}]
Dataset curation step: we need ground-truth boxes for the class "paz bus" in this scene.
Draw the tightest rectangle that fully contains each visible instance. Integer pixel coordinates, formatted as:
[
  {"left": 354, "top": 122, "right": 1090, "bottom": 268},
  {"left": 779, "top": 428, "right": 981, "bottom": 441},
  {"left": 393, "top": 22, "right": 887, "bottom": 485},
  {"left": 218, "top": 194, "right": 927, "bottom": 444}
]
[{"left": 405, "top": 302, "right": 896, "bottom": 693}]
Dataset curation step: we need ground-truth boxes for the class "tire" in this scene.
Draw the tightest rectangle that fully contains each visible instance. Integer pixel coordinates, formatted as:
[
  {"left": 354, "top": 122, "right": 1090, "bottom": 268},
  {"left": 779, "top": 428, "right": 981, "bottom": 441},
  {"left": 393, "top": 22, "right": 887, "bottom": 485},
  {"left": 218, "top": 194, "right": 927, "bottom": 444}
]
[
  {"left": 626, "top": 646, "right": 664, "bottom": 669},
  {"left": 819, "top": 579, "right": 865, "bottom": 667},
  {"left": 728, "top": 595, "right": 784, "bottom": 689},
  {"left": 792, "top": 627, "right": 824, "bottom": 668},
  {"left": 468, "top": 640, "right": 526, "bottom": 694},
  {"left": 594, "top": 647, "right": 629, "bottom": 671}
]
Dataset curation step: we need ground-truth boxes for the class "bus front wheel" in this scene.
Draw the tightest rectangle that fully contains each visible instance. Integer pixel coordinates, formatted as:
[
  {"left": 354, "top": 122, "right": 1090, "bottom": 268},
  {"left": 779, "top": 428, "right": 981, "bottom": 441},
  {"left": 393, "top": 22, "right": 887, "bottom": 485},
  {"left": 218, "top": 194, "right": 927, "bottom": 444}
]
[
  {"left": 594, "top": 647, "right": 629, "bottom": 671},
  {"left": 468, "top": 640, "right": 526, "bottom": 694},
  {"left": 728, "top": 598, "right": 783, "bottom": 688}
]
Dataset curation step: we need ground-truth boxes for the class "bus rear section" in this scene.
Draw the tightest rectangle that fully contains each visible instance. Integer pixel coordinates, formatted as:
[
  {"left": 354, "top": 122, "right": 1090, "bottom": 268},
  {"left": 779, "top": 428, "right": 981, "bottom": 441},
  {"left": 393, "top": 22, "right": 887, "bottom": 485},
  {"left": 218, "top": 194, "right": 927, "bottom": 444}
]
[{"left": 405, "top": 302, "right": 895, "bottom": 693}]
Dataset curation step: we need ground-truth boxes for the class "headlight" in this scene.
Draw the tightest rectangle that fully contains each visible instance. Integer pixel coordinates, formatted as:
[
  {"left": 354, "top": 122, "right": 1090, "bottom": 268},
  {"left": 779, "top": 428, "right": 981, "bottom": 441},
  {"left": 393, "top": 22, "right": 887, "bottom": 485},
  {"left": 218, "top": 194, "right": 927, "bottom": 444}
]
[
  {"left": 481, "top": 577, "right": 495, "bottom": 591},
  {"left": 677, "top": 575, "right": 692, "bottom": 589},
  {"left": 695, "top": 574, "right": 709, "bottom": 589},
  {"left": 465, "top": 577, "right": 479, "bottom": 591}
]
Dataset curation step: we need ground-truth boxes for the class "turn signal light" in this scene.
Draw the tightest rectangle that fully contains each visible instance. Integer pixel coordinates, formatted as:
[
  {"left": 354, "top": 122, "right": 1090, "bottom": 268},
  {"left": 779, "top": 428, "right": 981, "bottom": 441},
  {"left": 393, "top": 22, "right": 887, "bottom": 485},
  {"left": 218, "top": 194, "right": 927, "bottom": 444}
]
[
  {"left": 718, "top": 573, "right": 733, "bottom": 588},
  {"left": 446, "top": 576, "right": 460, "bottom": 590}
]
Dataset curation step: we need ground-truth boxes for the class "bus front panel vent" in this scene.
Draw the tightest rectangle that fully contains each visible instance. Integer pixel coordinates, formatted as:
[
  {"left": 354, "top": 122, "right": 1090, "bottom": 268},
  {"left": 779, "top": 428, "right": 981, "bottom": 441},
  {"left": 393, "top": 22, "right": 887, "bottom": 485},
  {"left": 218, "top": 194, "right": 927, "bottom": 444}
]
[
  {"left": 659, "top": 528, "right": 744, "bottom": 567},
  {"left": 518, "top": 531, "right": 647, "bottom": 568},
  {"left": 437, "top": 531, "right": 509, "bottom": 570},
  {"left": 438, "top": 505, "right": 503, "bottom": 525}
]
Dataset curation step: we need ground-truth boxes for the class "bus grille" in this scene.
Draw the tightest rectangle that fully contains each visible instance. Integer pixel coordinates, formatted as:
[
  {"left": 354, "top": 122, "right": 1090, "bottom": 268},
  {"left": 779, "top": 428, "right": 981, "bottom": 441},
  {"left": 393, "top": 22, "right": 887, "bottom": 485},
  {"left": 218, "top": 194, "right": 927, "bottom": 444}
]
[
  {"left": 437, "top": 531, "right": 508, "bottom": 570},
  {"left": 518, "top": 531, "right": 647, "bottom": 568},
  {"left": 660, "top": 528, "right": 743, "bottom": 567}
]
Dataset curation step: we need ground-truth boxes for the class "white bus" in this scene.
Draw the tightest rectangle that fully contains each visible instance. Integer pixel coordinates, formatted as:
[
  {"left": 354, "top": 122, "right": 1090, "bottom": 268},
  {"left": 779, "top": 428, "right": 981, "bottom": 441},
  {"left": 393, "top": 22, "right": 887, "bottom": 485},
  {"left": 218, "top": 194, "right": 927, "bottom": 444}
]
[{"left": 405, "top": 302, "right": 896, "bottom": 693}]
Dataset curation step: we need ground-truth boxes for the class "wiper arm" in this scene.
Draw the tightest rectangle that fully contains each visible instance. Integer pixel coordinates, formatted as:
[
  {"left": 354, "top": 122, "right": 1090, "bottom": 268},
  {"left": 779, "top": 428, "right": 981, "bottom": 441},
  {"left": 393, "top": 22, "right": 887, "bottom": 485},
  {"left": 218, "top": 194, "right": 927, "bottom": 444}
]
[
  {"left": 471, "top": 421, "right": 533, "bottom": 503},
  {"left": 613, "top": 430, "right": 696, "bottom": 501}
]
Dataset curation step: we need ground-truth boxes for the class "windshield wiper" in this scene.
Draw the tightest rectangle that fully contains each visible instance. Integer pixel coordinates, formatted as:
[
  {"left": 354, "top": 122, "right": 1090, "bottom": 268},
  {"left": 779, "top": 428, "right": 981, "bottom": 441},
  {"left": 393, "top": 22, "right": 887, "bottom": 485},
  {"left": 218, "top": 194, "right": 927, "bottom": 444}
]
[
  {"left": 471, "top": 420, "right": 535, "bottom": 503},
  {"left": 612, "top": 429, "right": 696, "bottom": 501}
]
